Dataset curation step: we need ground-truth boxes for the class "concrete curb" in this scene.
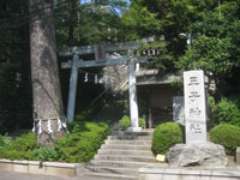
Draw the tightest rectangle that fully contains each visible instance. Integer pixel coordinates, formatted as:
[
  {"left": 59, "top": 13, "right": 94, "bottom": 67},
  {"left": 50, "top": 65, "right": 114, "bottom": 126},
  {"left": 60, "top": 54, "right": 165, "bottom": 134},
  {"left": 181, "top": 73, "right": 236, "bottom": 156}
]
[{"left": 0, "top": 159, "right": 85, "bottom": 177}]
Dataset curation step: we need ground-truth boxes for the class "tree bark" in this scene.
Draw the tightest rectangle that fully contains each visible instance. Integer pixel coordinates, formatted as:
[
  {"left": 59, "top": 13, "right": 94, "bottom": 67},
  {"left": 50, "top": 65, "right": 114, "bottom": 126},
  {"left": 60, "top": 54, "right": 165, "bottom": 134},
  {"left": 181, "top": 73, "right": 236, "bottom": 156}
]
[{"left": 29, "top": 0, "right": 66, "bottom": 146}]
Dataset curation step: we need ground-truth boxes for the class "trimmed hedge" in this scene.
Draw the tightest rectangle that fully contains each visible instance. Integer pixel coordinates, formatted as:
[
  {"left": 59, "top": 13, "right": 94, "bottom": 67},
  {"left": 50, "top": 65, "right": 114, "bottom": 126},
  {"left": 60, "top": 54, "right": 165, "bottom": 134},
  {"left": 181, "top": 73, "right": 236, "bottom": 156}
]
[
  {"left": 0, "top": 132, "right": 38, "bottom": 160},
  {"left": 56, "top": 122, "right": 109, "bottom": 162},
  {"left": 152, "top": 122, "right": 183, "bottom": 155},
  {"left": 119, "top": 115, "right": 146, "bottom": 130},
  {"left": 0, "top": 122, "right": 109, "bottom": 162},
  {"left": 209, "top": 123, "right": 240, "bottom": 154}
]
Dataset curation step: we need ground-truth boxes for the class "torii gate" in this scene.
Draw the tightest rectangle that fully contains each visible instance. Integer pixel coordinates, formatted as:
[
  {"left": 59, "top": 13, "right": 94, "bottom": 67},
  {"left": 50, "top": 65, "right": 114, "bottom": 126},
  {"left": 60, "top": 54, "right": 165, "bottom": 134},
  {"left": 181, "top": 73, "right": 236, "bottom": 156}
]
[{"left": 60, "top": 40, "right": 156, "bottom": 132}]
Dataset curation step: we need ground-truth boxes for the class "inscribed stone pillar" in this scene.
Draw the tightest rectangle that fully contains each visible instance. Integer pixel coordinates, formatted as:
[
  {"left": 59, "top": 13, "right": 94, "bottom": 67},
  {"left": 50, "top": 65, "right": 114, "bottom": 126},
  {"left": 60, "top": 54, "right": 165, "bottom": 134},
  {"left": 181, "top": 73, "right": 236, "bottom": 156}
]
[{"left": 183, "top": 70, "right": 207, "bottom": 144}]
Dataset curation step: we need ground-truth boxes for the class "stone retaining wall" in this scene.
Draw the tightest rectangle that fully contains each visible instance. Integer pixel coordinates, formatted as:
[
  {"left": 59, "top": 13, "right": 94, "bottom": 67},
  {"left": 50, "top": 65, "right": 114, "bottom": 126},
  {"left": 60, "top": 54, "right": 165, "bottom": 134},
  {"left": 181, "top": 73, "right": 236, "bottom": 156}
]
[{"left": 0, "top": 159, "right": 82, "bottom": 176}]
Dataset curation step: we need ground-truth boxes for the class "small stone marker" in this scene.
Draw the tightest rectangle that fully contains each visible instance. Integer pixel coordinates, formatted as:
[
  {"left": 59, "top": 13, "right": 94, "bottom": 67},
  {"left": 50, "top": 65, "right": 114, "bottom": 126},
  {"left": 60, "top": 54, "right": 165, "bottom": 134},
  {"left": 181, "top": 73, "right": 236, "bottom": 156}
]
[
  {"left": 173, "top": 96, "right": 185, "bottom": 126},
  {"left": 184, "top": 70, "right": 207, "bottom": 144},
  {"left": 156, "top": 154, "right": 166, "bottom": 162}
]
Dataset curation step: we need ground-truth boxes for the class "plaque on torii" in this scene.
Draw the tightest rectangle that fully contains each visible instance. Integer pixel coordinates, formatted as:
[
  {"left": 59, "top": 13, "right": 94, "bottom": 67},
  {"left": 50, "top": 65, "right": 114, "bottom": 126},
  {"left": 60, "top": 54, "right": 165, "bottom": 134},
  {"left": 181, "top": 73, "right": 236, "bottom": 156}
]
[{"left": 60, "top": 40, "right": 159, "bottom": 132}]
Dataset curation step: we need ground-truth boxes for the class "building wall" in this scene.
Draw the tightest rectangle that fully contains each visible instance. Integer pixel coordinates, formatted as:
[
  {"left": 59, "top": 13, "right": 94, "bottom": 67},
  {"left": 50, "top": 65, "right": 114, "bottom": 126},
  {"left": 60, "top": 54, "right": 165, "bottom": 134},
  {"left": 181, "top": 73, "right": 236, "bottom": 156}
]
[{"left": 138, "top": 84, "right": 181, "bottom": 127}]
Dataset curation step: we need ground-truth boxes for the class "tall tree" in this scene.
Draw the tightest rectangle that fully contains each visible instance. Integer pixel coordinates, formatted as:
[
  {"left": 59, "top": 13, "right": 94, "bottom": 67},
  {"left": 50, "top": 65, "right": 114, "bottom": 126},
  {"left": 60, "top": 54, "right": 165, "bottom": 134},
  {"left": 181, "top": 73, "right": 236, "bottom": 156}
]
[
  {"left": 177, "top": 0, "right": 240, "bottom": 97},
  {"left": 67, "top": 0, "right": 78, "bottom": 46},
  {"left": 29, "top": 0, "right": 65, "bottom": 145},
  {"left": 55, "top": 0, "right": 127, "bottom": 48}
]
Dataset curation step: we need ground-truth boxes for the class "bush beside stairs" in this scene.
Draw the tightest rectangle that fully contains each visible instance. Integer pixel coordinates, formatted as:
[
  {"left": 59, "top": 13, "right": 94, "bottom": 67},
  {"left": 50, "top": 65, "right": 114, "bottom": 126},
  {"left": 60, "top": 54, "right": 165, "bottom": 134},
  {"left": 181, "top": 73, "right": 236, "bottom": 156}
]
[{"left": 85, "top": 129, "right": 163, "bottom": 179}]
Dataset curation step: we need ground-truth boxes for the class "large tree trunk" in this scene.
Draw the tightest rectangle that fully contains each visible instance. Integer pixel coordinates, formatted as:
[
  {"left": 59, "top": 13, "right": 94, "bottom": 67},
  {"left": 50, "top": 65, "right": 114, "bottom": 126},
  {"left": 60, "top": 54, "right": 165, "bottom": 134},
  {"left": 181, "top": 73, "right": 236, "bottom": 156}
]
[{"left": 29, "top": 0, "right": 66, "bottom": 145}]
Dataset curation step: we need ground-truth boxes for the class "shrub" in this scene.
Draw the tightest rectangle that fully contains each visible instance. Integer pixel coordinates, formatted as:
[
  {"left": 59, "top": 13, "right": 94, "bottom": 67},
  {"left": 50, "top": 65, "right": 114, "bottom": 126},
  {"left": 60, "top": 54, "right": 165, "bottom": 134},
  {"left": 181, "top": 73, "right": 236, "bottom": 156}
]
[
  {"left": 0, "top": 149, "right": 33, "bottom": 160},
  {"left": 119, "top": 115, "right": 146, "bottom": 130},
  {"left": 209, "top": 124, "right": 240, "bottom": 154},
  {"left": 139, "top": 117, "right": 146, "bottom": 129},
  {"left": 215, "top": 98, "right": 240, "bottom": 125},
  {"left": 210, "top": 98, "right": 240, "bottom": 127},
  {"left": 10, "top": 132, "right": 38, "bottom": 151},
  {"left": 0, "top": 135, "right": 12, "bottom": 148},
  {"left": 32, "top": 147, "right": 59, "bottom": 161},
  {"left": 208, "top": 96, "right": 217, "bottom": 128},
  {"left": 55, "top": 122, "right": 109, "bottom": 162},
  {"left": 0, "top": 123, "right": 109, "bottom": 163},
  {"left": 119, "top": 115, "right": 131, "bottom": 130},
  {"left": 0, "top": 132, "right": 37, "bottom": 160},
  {"left": 152, "top": 122, "right": 183, "bottom": 155}
]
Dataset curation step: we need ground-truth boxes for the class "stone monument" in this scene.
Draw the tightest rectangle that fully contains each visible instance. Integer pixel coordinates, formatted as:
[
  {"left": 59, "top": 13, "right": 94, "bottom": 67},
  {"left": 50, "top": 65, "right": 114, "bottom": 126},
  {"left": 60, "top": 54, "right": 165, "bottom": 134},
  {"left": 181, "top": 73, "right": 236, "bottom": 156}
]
[
  {"left": 167, "top": 70, "right": 227, "bottom": 168},
  {"left": 184, "top": 70, "right": 207, "bottom": 144}
]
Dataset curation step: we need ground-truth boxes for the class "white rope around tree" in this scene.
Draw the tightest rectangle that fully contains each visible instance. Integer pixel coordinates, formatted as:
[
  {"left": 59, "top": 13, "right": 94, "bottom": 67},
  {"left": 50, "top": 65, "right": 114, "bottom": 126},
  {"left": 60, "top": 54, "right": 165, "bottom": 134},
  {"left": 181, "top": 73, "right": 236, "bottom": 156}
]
[
  {"left": 38, "top": 120, "right": 42, "bottom": 134},
  {"left": 47, "top": 119, "right": 53, "bottom": 133}
]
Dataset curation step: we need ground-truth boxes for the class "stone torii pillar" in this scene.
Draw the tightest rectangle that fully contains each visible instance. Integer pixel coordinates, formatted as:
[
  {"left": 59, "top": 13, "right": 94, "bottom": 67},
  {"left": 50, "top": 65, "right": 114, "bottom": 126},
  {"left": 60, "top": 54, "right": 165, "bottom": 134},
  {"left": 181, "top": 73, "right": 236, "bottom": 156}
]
[
  {"left": 127, "top": 58, "right": 142, "bottom": 132},
  {"left": 66, "top": 54, "right": 79, "bottom": 123}
]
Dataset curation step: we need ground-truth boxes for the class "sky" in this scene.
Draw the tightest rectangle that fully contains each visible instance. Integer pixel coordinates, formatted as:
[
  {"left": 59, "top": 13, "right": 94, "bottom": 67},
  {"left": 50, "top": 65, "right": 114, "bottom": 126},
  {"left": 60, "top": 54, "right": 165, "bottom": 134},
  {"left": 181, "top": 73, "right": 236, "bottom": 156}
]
[{"left": 79, "top": 0, "right": 130, "bottom": 15}]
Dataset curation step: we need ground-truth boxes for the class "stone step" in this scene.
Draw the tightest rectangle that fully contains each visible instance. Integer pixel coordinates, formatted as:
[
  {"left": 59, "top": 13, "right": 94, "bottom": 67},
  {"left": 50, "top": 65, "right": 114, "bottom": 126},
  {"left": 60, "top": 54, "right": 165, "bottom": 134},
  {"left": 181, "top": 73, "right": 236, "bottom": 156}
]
[
  {"left": 108, "top": 135, "right": 152, "bottom": 141},
  {"left": 101, "top": 144, "right": 151, "bottom": 151},
  {"left": 89, "top": 160, "right": 163, "bottom": 169},
  {"left": 97, "top": 149, "right": 153, "bottom": 156},
  {"left": 84, "top": 130, "right": 155, "bottom": 180},
  {"left": 105, "top": 139, "right": 151, "bottom": 145},
  {"left": 84, "top": 172, "right": 137, "bottom": 180},
  {"left": 86, "top": 166, "right": 138, "bottom": 175},
  {"left": 94, "top": 155, "right": 156, "bottom": 162},
  {"left": 111, "top": 129, "right": 153, "bottom": 135}
]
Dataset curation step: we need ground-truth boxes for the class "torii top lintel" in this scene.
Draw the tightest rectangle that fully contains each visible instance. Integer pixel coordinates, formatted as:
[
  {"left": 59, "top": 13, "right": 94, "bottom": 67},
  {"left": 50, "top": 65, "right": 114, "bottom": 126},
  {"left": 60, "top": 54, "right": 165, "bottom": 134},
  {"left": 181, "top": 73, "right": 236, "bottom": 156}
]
[
  {"left": 59, "top": 37, "right": 155, "bottom": 57},
  {"left": 60, "top": 38, "right": 159, "bottom": 69}
]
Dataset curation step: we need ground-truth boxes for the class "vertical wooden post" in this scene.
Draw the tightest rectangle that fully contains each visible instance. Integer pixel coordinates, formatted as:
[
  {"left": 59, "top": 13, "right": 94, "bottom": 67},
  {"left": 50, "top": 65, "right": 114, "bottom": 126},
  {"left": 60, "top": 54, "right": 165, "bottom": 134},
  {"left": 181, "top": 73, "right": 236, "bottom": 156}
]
[
  {"left": 67, "top": 54, "right": 79, "bottom": 122},
  {"left": 128, "top": 59, "right": 141, "bottom": 132}
]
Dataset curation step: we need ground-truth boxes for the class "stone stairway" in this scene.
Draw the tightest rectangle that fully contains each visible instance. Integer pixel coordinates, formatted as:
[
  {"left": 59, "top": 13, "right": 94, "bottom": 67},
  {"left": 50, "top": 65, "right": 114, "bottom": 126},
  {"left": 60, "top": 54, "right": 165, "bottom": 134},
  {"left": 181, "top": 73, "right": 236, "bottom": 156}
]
[{"left": 85, "top": 129, "right": 162, "bottom": 179}]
